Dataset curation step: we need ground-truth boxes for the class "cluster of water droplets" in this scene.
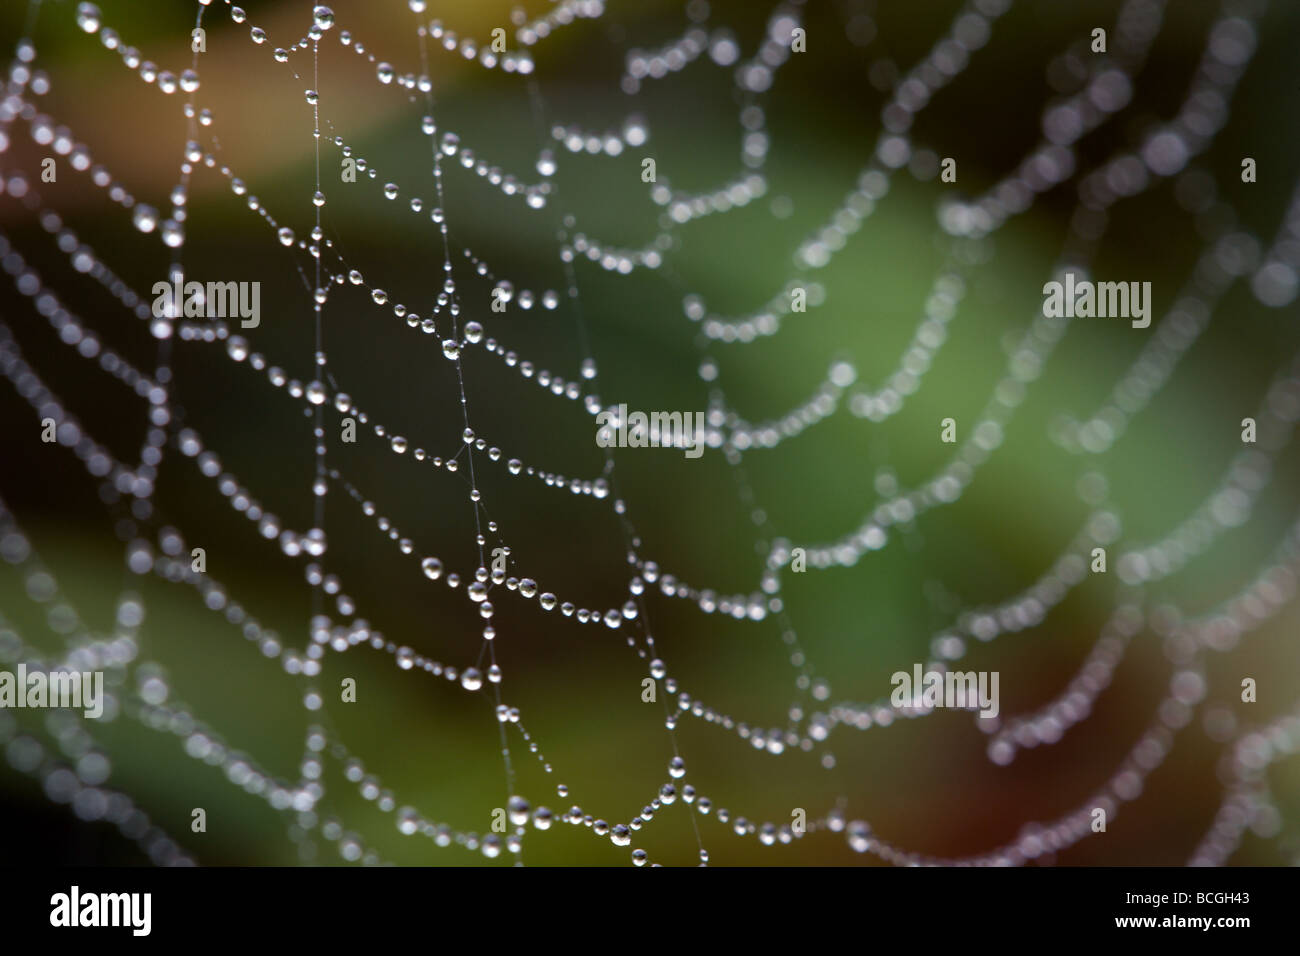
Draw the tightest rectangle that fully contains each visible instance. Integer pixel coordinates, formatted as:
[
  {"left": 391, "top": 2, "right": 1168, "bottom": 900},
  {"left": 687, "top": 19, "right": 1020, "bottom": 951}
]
[{"left": 1, "top": 0, "right": 1297, "bottom": 870}]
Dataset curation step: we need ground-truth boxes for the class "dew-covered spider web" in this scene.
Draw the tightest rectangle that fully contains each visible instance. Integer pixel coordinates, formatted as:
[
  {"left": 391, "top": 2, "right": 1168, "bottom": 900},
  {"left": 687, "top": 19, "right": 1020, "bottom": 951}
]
[{"left": 0, "top": 0, "right": 1298, "bottom": 867}]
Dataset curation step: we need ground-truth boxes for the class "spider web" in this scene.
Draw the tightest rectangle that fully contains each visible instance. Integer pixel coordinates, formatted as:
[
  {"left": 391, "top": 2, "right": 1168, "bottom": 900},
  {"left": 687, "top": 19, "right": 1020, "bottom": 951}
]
[{"left": 0, "top": 0, "right": 1298, "bottom": 867}]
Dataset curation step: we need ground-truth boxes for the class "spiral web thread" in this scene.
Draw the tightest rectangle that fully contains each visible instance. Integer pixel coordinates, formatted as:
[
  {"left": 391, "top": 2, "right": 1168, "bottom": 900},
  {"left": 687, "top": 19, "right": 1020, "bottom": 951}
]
[{"left": 0, "top": 0, "right": 1298, "bottom": 866}]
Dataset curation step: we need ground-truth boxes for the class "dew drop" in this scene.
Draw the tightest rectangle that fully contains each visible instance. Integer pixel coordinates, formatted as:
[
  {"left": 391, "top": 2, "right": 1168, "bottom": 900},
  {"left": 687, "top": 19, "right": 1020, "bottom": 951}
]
[
  {"left": 132, "top": 204, "right": 159, "bottom": 233},
  {"left": 377, "top": 62, "right": 394, "bottom": 84},
  {"left": 421, "top": 557, "right": 443, "bottom": 580},
  {"left": 161, "top": 220, "right": 184, "bottom": 248},
  {"left": 312, "top": 6, "right": 335, "bottom": 31},
  {"left": 460, "top": 668, "right": 482, "bottom": 691},
  {"left": 76, "top": 3, "right": 101, "bottom": 33},
  {"left": 848, "top": 820, "right": 871, "bottom": 853},
  {"left": 507, "top": 795, "right": 529, "bottom": 825}
]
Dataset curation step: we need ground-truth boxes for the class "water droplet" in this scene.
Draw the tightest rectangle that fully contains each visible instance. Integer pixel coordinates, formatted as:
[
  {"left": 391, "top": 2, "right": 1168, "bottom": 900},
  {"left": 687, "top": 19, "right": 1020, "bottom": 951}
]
[
  {"left": 421, "top": 557, "right": 443, "bottom": 580},
  {"left": 507, "top": 795, "right": 529, "bottom": 825},
  {"left": 132, "top": 204, "right": 158, "bottom": 233},
  {"left": 460, "top": 668, "right": 482, "bottom": 691},
  {"left": 278, "top": 226, "right": 294, "bottom": 246},
  {"left": 464, "top": 321, "right": 483, "bottom": 344},
  {"left": 161, "top": 220, "right": 184, "bottom": 248},
  {"left": 250, "top": 26, "right": 267, "bottom": 44},
  {"left": 847, "top": 820, "right": 871, "bottom": 853},
  {"left": 312, "top": 190, "right": 326, "bottom": 207},
  {"left": 76, "top": 3, "right": 101, "bottom": 33},
  {"left": 312, "top": 6, "right": 335, "bottom": 31},
  {"left": 377, "top": 62, "right": 394, "bottom": 84},
  {"left": 539, "top": 592, "right": 557, "bottom": 611},
  {"left": 441, "top": 339, "right": 460, "bottom": 360},
  {"left": 179, "top": 69, "right": 200, "bottom": 93}
]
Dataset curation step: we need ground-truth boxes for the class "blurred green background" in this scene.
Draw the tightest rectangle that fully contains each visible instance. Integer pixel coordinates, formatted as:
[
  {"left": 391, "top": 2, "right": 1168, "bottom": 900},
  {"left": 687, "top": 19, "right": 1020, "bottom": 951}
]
[{"left": 0, "top": 0, "right": 1297, "bottom": 866}]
